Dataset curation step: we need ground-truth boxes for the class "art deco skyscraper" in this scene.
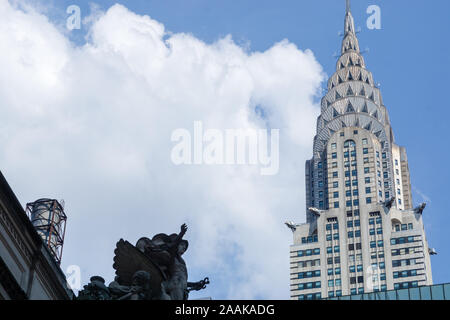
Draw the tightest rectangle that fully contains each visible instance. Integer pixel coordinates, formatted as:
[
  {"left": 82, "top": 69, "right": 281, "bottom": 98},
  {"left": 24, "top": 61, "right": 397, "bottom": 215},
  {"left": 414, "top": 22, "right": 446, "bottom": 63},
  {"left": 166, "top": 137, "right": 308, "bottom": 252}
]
[{"left": 289, "top": 2, "right": 433, "bottom": 300}]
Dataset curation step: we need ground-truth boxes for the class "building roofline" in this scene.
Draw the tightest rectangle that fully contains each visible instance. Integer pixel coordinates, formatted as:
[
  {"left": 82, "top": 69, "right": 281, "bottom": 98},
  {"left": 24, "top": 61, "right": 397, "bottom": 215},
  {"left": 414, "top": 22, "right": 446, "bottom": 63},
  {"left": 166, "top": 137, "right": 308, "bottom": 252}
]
[{"left": 0, "top": 170, "right": 74, "bottom": 299}]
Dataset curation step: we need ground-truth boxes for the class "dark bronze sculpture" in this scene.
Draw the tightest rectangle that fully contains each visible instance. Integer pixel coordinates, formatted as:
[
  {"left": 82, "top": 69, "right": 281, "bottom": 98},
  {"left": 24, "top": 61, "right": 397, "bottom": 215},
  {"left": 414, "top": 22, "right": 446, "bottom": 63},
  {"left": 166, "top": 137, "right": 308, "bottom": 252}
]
[
  {"left": 414, "top": 203, "right": 426, "bottom": 215},
  {"left": 383, "top": 197, "right": 395, "bottom": 210},
  {"left": 77, "top": 224, "right": 209, "bottom": 300}
]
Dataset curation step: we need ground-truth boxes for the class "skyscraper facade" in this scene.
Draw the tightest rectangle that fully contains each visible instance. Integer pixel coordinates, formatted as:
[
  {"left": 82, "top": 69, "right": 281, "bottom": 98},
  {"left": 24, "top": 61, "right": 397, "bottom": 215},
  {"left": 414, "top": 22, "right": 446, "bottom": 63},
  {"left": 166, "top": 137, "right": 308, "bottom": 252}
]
[{"left": 289, "top": 2, "right": 433, "bottom": 300}]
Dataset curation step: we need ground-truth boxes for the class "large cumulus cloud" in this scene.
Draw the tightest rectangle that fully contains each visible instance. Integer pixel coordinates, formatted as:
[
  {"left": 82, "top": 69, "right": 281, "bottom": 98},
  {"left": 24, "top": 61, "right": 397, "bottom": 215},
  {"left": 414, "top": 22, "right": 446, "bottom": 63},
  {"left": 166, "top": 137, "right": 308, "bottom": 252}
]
[{"left": 0, "top": 1, "right": 324, "bottom": 299}]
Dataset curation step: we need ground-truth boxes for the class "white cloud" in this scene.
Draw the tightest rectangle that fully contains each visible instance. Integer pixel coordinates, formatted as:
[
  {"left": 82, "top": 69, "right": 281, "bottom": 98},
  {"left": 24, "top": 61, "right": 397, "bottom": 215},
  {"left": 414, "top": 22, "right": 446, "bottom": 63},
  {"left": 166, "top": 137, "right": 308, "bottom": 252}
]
[{"left": 0, "top": 2, "right": 324, "bottom": 299}]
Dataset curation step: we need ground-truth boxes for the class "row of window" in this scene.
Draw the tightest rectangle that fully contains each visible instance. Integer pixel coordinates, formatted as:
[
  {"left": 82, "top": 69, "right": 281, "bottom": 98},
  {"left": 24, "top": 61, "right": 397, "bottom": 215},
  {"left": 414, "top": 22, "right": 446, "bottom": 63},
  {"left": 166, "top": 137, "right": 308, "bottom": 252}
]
[
  {"left": 348, "top": 243, "right": 362, "bottom": 251},
  {"left": 348, "top": 288, "right": 366, "bottom": 295},
  {"left": 393, "top": 269, "right": 420, "bottom": 279},
  {"left": 391, "top": 236, "right": 420, "bottom": 245},
  {"left": 346, "top": 179, "right": 360, "bottom": 187},
  {"left": 298, "top": 281, "right": 321, "bottom": 291},
  {"left": 328, "top": 267, "right": 341, "bottom": 275},
  {"left": 393, "top": 223, "right": 413, "bottom": 232},
  {"left": 331, "top": 150, "right": 364, "bottom": 160},
  {"left": 344, "top": 150, "right": 357, "bottom": 158},
  {"left": 297, "top": 259, "right": 392, "bottom": 272},
  {"left": 324, "top": 169, "right": 390, "bottom": 186},
  {"left": 370, "top": 285, "right": 387, "bottom": 293},
  {"left": 301, "top": 235, "right": 319, "bottom": 244},
  {"left": 298, "top": 270, "right": 321, "bottom": 279},
  {"left": 339, "top": 197, "right": 377, "bottom": 207},
  {"left": 392, "top": 258, "right": 419, "bottom": 267},
  {"left": 350, "top": 276, "right": 364, "bottom": 284},
  {"left": 343, "top": 161, "right": 357, "bottom": 168},
  {"left": 347, "top": 230, "right": 361, "bottom": 238},
  {"left": 347, "top": 220, "right": 361, "bottom": 227},
  {"left": 371, "top": 252, "right": 385, "bottom": 259},
  {"left": 327, "top": 257, "right": 341, "bottom": 265},
  {"left": 369, "top": 228, "right": 383, "bottom": 235},
  {"left": 394, "top": 281, "right": 419, "bottom": 290},
  {"left": 328, "top": 279, "right": 342, "bottom": 287},
  {"left": 326, "top": 223, "right": 339, "bottom": 230},
  {"left": 327, "top": 246, "right": 341, "bottom": 254},
  {"left": 328, "top": 290, "right": 343, "bottom": 298},
  {"left": 326, "top": 233, "right": 340, "bottom": 241},
  {"left": 344, "top": 189, "right": 359, "bottom": 197},
  {"left": 372, "top": 273, "right": 387, "bottom": 281},
  {"left": 297, "top": 259, "right": 321, "bottom": 268},
  {"left": 370, "top": 240, "right": 384, "bottom": 248},
  {"left": 346, "top": 199, "right": 360, "bottom": 207},
  {"left": 349, "top": 254, "right": 363, "bottom": 263},
  {"left": 347, "top": 210, "right": 360, "bottom": 217},
  {"left": 330, "top": 139, "right": 363, "bottom": 151},
  {"left": 344, "top": 170, "right": 357, "bottom": 177},
  {"left": 326, "top": 221, "right": 383, "bottom": 244},
  {"left": 370, "top": 262, "right": 386, "bottom": 270},
  {"left": 391, "top": 247, "right": 421, "bottom": 256},
  {"left": 297, "top": 248, "right": 321, "bottom": 257},
  {"left": 297, "top": 293, "right": 322, "bottom": 300},
  {"left": 349, "top": 265, "right": 363, "bottom": 273},
  {"left": 321, "top": 143, "right": 395, "bottom": 171},
  {"left": 369, "top": 217, "right": 382, "bottom": 225}
]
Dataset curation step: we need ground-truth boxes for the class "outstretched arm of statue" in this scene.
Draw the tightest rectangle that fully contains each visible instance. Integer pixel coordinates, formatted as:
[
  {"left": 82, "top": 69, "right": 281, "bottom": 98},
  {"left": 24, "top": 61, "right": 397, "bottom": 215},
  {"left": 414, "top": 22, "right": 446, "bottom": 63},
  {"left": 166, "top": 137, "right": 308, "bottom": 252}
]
[
  {"left": 169, "top": 224, "right": 188, "bottom": 249},
  {"left": 187, "top": 277, "right": 209, "bottom": 292},
  {"left": 179, "top": 223, "right": 188, "bottom": 239}
]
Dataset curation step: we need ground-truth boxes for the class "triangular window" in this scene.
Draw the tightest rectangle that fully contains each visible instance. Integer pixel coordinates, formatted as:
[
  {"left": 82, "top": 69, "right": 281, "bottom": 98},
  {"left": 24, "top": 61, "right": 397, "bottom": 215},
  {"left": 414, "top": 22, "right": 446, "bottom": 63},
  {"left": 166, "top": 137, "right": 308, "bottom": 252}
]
[
  {"left": 366, "top": 77, "right": 370, "bottom": 85},
  {"left": 349, "top": 58, "right": 354, "bottom": 66},
  {"left": 360, "top": 86, "right": 366, "bottom": 96},
  {"left": 333, "top": 108, "right": 340, "bottom": 118},
  {"left": 369, "top": 92, "right": 375, "bottom": 102},
  {"left": 340, "top": 62, "right": 346, "bottom": 69},
  {"left": 358, "top": 73, "right": 363, "bottom": 81},
  {"left": 336, "top": 91, "right": 342, "bottom": 99},
  {"left": 372, "top": 110, "right": 378, "bottom": 119},
  {"left": 347, "top": 86, "right": 354, "bottom": 96},
  {"left": 364, "top": 122, "right": 372, "bottom": 131},
  {"left": 348, "top": 72, "right": 353, "bottom": 81},
  {"left": 361, "top": 103, "right": 368, "bottom": 113},
  {"left": 346, "top": 101, "right": 355, "bottom": 113},
  {"left": 338, "top": 76, "right": 343, "bottom": 84}
]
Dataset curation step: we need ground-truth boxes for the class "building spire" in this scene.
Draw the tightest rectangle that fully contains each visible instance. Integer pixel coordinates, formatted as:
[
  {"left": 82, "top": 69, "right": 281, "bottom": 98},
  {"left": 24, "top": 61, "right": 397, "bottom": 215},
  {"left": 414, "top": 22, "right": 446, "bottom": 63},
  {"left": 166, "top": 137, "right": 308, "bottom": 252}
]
[
  {"left": 344, "top": 0, "right": 355, "bottom": 35},
  {"left": 342, "top": 0, "right": 358, "bottom": 53}
]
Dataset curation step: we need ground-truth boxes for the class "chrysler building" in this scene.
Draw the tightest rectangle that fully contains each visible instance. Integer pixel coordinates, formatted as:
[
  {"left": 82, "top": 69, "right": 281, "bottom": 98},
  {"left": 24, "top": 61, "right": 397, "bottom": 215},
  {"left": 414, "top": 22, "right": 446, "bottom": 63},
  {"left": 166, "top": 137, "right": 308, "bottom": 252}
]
[{"left": 289, "top": 1, "right": 433, "bottom": 300}]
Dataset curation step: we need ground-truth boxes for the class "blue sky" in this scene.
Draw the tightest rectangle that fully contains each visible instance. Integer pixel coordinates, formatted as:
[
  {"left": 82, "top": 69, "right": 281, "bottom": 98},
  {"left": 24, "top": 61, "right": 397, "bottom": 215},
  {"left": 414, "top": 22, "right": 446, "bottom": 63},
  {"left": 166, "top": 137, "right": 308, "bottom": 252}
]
[
  {"left": 68, "top": 0, "right": 449, "bottom": 287},
  {"left": 5, "top": 0, "right": 450, "bottom": 297}
]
